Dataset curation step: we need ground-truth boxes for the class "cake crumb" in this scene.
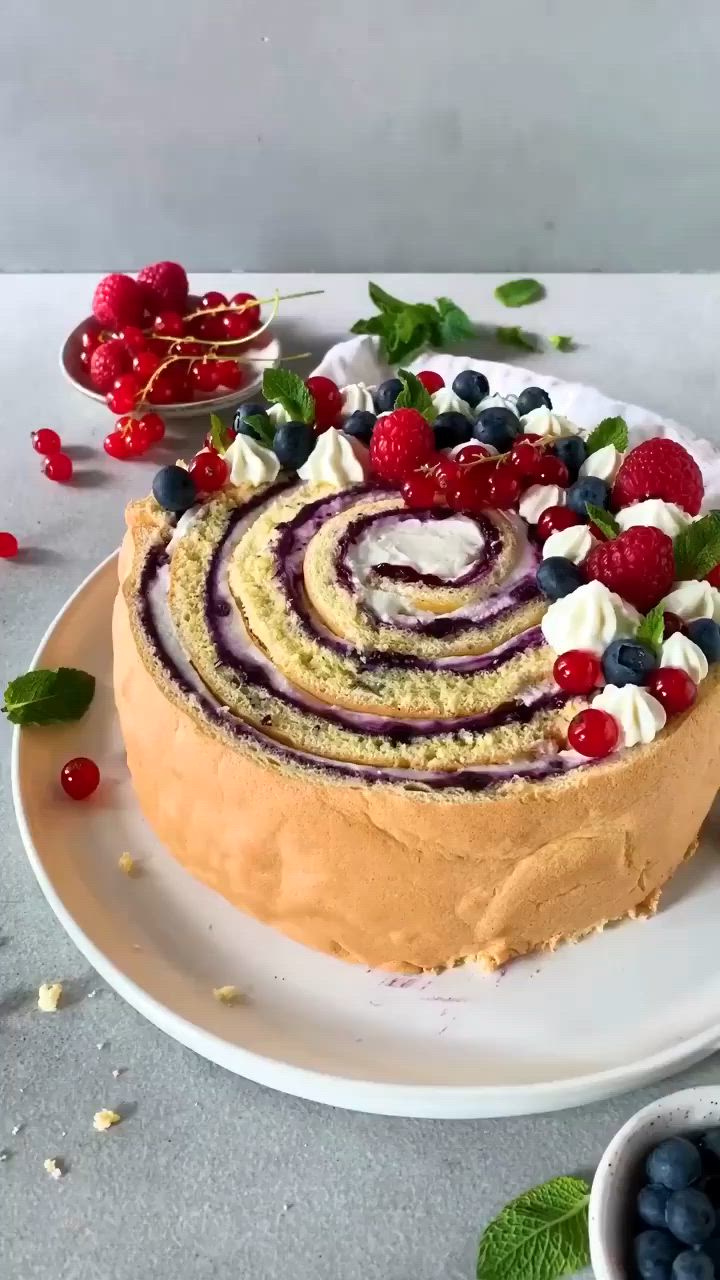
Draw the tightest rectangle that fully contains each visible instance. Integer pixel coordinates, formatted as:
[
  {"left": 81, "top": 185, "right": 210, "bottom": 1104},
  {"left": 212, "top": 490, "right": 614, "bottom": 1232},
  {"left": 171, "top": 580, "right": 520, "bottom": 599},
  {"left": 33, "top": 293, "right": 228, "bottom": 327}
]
[
  {"left": 93, "top": 1109, "right": 121, "bottom": 1132},
  {"left": 11, "top": 1124, "right": 22, "bottom": 1137},
  {"left": 0, "top": 1150, "right": 9, "bottom": 1162},
  {"left": 118, "top": 851, "right": 136, "bottom": 876},
  {"left": 212, "top": 985, "right": 241, "bottom": 1005},
  {"left": 87, "top": 989, "right": 98, "bottom": 998},
  {"left": 111, "top": 1068, "right": 123, "bottom": 1079},
  {"left": 43, "top": 1158, "right": 63, "bottom": 1179},
  {"left": 37, "top": 982, "right": 63, "bottom": 1012},
  {"left": 96, "top": 1041, "right": 107, "bottom": 1050}
]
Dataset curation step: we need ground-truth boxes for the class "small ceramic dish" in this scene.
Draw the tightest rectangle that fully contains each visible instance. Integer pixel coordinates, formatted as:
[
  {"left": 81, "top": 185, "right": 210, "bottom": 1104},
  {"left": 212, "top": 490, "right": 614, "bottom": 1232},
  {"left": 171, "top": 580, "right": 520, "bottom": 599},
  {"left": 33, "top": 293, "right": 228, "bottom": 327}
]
[
  {"left": 589, "top": 1085, "right": 720, "bottom": 1279},
  {"left": 59, "top": 306, "right": 281, "bottom": 419}
]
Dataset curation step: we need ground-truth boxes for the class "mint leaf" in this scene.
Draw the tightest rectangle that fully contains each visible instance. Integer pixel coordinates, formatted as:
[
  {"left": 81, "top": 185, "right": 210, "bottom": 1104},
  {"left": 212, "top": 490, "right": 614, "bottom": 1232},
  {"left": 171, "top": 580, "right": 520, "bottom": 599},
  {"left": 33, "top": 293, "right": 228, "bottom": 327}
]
[
  {"left": 368, "top": 282, "right": 406, "bottom": 314},
  {"left": 586, "top": 416, "right": 628, "bottom": 454},
  {"left": 208, "top": 413, "right": 234, "bottom": 453},
  {"left": 436, "top": 296, "right": 475, "bottom": 344},
  {"left": 3, "top": 667, "right": 95, "bottom": 726},
  {"left": 495, "top": 278, "right": 545, "bottom": 308},
  {"left": 262, "top": 368, "right": 314, "bottom": 425},
  {"left": 586, "top": 504, "right": 619, "bottom": 539},
  {"left": 550, "top": 334, "right": 574, "bottom": 352},
  {"left": 242, "top": 413, "right": 275, "bottom": 447},
  {"left": 674, "top": 511, "right": 720, "bottom": 580},
  {"left": 350, "top": 314, "right": 389, "bottom": 338},
  {"left": 351, "top": 285, "right": 475, "bottom": 363},
  {"left": 476, "top": 1176, "right": 590, "bottom": 1280},
  {"left": 395, "top": 369, "right": 436, "bottom": 422},
  {"left": 496, "top": 326, "right": 537, "bottom": 352},
  {"left": 636, "top": 604, "right": 665, "bottom": 655}
]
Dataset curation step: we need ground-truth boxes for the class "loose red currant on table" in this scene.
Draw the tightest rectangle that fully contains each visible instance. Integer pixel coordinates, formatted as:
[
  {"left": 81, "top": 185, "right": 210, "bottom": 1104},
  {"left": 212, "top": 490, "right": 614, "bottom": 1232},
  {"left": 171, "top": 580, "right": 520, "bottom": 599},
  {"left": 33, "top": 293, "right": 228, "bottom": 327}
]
[
  {"left": 106, "top": 373, "right": 141, "bottom": 414},
  {"left": 536, "top": 505, "right": 582, "bottom": 542},
  {"left": 647, "top": 668, "right": 697, "bottom": 715},
  {"left": 534, "top": 454, "right": 570, "bottom": 487},
  {"left": 104, "top": 429, "right": 133, "bottom": 460},
  {"left": 140, "top": 412, "right": 166, "bottom": 444},
  {"left": 553, "top": 650, "right": 602, "bottom": 695},
  {"left": 567, "top": 707, "right": 619, "bottom": 758},
  {"left": 191, "top": 360, "right": 222, "bottom": 394},
  {"left": 200, "top": 290, "right": 228, "bottom": 310},
  {"left": 305, "top": 376, "right": 343, "bottom": 430},
  {"left": 401, "top": 470, "right": 442, "bottom": 509},
  {"left": 132, "top": 349, "right": 162, "bottom": 384},
  {"left": 31, "top": 428, "right": 62, "bottom": 455},
  {"left": 230, "top": 292, "right": 261, "bottom": 328},
  {"left": 221, "top": 310, "right": 254, "bottom": 341},
  {"left": 215, "top": 361, "right": 245, "bottom": 391},
  {"left": 60, "top": 756, "right": 100, "bottom": 800},
  {"left": 188, "top": 450, "right": 229, "bottom": 492},
  {"left": 153, "top": 311, "right": 186, "bottom": 339},
  {"left": 43, "top": 453, "right": 73, "bottom": 482},
  {"left": 0, "top": 532, "right": 19, "bottom": 558},
  {"left": 416, "top": 370, "right": 445, "bottom": 394}
]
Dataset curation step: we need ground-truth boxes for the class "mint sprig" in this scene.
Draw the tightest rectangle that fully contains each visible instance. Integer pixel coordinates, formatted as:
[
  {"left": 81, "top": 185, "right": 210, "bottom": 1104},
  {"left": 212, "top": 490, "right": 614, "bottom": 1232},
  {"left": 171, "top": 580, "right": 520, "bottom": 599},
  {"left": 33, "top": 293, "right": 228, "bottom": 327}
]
[
  {"left": 496, "top": 326, "right": 537, "bottom": 352},
  {"left": 351, "top": 283, "right": 474, "bottom": 363},
  {"left": 586, "top": 416, "right": 628, "bottom": 455},
  {"left": 636, "top": 604, "right": 665, "bottom": 654},
  {"left": 494, "top": 278, "right": 545, "bottom": 308},
  {"left": 208, "top": 413, "right": 234, "bottom": 453},
  {"left": 476, "top": 1176, "right": 590, "bottom": 1280},
  {"left": 242, "top": 413, "right": 276, "bottom": 448},
  {"left": 586, "top": 504, "right": 619, "bottom": 540},
  {"left": 262, "top": 368, "right": 314, "bottom": 425},
  {"left": 674, "top": 511, "right": 720, "bottom": 580},
  {"left": 3, "top": 667, "right": 95, "bottom": 726},
  {"left": 394, "top": 369, "right": 436, "bottom": 422},
  {"left": 549, "top": 334, "right": 574, "bottom": 352}
]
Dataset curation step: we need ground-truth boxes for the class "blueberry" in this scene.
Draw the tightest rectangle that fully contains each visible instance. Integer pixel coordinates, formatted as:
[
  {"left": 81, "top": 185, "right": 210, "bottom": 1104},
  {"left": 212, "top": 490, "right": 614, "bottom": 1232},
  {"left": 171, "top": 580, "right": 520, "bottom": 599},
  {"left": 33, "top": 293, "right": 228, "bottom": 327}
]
[
  {"left": 373, "top": 378, "right": 403, "bottom": 413},
  {"left": 536, "top": 557, "right": 585, "bottom": 600},
  {"left": 567, "top": 476, "right": 610, "bottom": 517},
  {"left": 434, "top": 411, "right": 472, "bottom": 450},
  {"left": 553, "top": 436, "right": 588, "bottom": 480},
  {"left": 233, "top": 403, "right": 270, "bottom": 440},
  {"left": 516, "top": 385, "right": 553, "bottom": 417},
  {"left": 639, "top": 1185, "right": 673, "bottom": 1230},
  {"left": 472, "top": 407, "right": 521, "bottom": 453},
  {"left": 152, "top": 465, "right": 197, "bottom": 513},
  {"left": 672, "top": 1251, "right": 715, "bottom": 1280},
  {"left": 273, "top": 421, "right": 316, "bottom": 471},
  {"left": 343, "top": 409, "right": 376, "bottom": 444},
  {"left": 666, "top": 1189, "right": 715, "bottom": 1245},
  {"left": 602, "top": 638, "right": 657, "bottom": 686},
  {"left": 451, "top": 369, "right": 490, "bottom": 408},
  {"left": 648, "top": 1139, "right": 703, "bottom": 1192},
  {"left": 234, "top": 401, "right": 266, "bottom": 424},
  {"left": 634, "top": 1229, "right": 680, "bottom": 1279},
  {"left": 686, "top": 620, "right": 720, "bottom": 664}
]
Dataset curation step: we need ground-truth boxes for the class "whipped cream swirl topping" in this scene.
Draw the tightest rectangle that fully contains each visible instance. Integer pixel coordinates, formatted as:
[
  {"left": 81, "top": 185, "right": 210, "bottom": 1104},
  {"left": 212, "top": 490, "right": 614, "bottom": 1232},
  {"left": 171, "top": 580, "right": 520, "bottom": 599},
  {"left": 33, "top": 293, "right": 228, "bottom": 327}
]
[
  {"left": 342, "top": 382, "right": 375, "bottom": 415},
  {"left": 660, "top": 580, "right": 720, "bottom": 622},
  {"left": 579, "top": 444, "right": 623, "bottom": 484},
  {"left": 225, "top": 434, "right": 280, "bottom": 487},
  {"left": 542, "top": 524, "right": 596, "bottom": 564},
  {"left": 298, "top": 427, "right": 370, "bottom": 487},
  {"left": 592, "top": 684, "right": 666, "bottom": 747},
  {"left": 520, "top": 407, "right": 578, "bottom": 438},
  {"left": 519, "top": 484, "right": 567, "bottom": 524},
  {"left": 431, "top": 387, "right": 473, "bottom": 418},
  {"left": 660, "top": 632, "right": 709, "bottom": 684},
  {"left": 615, "top": 499, "right": 692, "bottom": 539},
  {"left": 541, "top": 580, "right": 640, "bottom": 656}
]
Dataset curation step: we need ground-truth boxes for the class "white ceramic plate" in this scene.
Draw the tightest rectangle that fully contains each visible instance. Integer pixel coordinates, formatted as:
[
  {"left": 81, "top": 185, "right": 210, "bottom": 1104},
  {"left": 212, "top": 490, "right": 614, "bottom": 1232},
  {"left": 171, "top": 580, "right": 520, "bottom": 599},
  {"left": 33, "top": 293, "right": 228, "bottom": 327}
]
[{"left": 12, "top": 357, "right": 720, "bottom": 1119}]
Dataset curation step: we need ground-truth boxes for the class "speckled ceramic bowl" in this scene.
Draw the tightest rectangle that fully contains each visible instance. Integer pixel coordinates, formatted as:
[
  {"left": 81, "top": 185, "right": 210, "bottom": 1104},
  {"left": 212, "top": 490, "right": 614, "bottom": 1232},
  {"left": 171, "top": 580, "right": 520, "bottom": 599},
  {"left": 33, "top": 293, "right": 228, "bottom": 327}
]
[{"left": 589, "top": 1085, "right": 720, "bottom": 1279}]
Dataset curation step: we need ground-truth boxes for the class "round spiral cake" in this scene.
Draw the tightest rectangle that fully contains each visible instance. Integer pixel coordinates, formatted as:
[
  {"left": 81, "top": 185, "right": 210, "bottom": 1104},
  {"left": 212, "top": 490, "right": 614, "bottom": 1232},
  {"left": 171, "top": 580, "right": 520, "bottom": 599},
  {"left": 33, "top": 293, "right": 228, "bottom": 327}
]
[{"left": 113, "top": 360, "right": 720, "bottom": 972}]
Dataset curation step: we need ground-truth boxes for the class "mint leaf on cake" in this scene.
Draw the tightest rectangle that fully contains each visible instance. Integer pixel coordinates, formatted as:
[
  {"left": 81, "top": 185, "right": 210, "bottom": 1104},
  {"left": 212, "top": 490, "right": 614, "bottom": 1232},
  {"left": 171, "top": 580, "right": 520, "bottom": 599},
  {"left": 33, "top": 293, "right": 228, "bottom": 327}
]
[
  {"left": 476, "top": 1176, "right": 591, "bottom": 1280},
  {"left": 3, "top": 667, "right": 95, "bottom": 726},
  {"left": 674, "top": 511, "right": 720, "bottom": 580},
  {"left": 586, "top": 416, "right": 629, "bottom": 455},
  {"left": 262, "top": 368, "right": 315, "bottom": 424},
  {"left": 636, "top": 603, "right": 666, "bottom": 654},
  {"left": 585, "top": 504, "right": 619, "bottom": 540},
  {"left": 394, "top": 369, "right": 437, "bottom": 422},
  {"left": 494, "top": 278, "right": 545, "bottom": 308},
  {"left": 208, "top": 413, "right": 235, "bottom": 453}
]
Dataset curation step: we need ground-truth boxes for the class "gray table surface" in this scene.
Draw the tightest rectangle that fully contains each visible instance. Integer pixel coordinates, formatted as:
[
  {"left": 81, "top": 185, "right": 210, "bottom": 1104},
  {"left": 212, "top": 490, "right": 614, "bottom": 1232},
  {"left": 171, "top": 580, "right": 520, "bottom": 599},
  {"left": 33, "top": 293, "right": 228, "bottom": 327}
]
[{"left": 3, "top": 272, "right": 720, "bottom": 1280}]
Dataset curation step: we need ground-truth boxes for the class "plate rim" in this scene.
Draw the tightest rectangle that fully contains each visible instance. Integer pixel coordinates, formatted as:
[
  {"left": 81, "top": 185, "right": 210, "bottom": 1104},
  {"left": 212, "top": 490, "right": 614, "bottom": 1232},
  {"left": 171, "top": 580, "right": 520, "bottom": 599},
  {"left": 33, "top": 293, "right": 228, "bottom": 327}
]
[{"left": 11, "top": 454, "right": 720, "bottom": 1118}]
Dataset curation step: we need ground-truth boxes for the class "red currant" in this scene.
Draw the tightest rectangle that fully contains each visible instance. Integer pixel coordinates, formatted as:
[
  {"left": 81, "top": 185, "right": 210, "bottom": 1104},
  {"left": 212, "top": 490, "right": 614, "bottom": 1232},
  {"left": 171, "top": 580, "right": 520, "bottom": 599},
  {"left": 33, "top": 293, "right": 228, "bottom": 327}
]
[
  {"left": 125, "top": 418, "right": 153, "bottom": 456},
  {"left": 153, "top": 311, "right": 186, "bottom": 339},
  {"left": 132, "top": 350, "right": 162, "bottom": 385},
  {"left": 553, "top": 650, "right": 602, "bottom": 695},
  {"left": 450, "top": 466, "right": 492, "bottom": 514},
  {"left": 104, "top": 429, "right": 132, "bottom": 460},
  {"left": 230, "top": 291, "right": 261, "bottom": 328},
  {"left": 170, "top": 339, "right": 202, "bottom": 357},
  {"left": 118, "top": 325, "right": 147, "bottom": 355},
  {"left": 433, "top": 456, "right": 461, "bottom": 498},
  {"left": 0, "top": 532, "right": 19, "bottom": 558},
  {"left": 509, "top": 439, "right": 540, "bottom": 478},
  {"left": 706, "top": 564, "right": 720, "bottom": 589},
  {"left": 401, "top": 470, "right": 442, "bottom": 509},
  {"left": 138, "top": 412, "right": 165, "bottom": 444},
  {"left": 107, "top": 373, "right": 140, "bottom": 414},
  {"left": 647, "top": 668, "right": 697, "bottom": 715},
  {"left": 191, "top": 360, "right": 222, "bottom": 393},
  {"left": 194, "top": 314, "right": 226, "bottom": 341},
  {"left": 43, "top": 453, "right": 73, "bottom": 482},
  {"left": 31, "top": 428, "right": 62, "bottom": 455},
  {"left": 662, "top": 611, "right": 685, "bottom": 638},
  {"left": 567, "top": 708, "right": 619, "bottom": 757},
  {"left": 215, "top": 360, "right": 245, "bottom": 390},
  {"left": 534, "top": 454, "right": 570, "bottom": 487},
  {"left": 305, "top": 376, "right": 343, "bottom": 430},
  {"left": 221, "top": 310, "right": 253, "bottom": 341},
  {"left": 188, "top": 449, "right": 229, "bottom": 492},
  {"left": 416, "top": 370, "right": 445, "bottom": 394},
  {"left": 486, "top": 465, "right": 521, "bottom": 509},
  {"left": 523, "top": 432, "right": 541, "bottom": 443},
  {"left": 200, "top": 290, "right": 228, "bottom": 310},
  {"left": 454, "top": 444, "right": 491, "bottom": 464},
  {"left": 536, "top": 506, "right": 582, "bottom": 542},
  {"left": 60, "top": 756, "right": 100, "bottom": 800}
]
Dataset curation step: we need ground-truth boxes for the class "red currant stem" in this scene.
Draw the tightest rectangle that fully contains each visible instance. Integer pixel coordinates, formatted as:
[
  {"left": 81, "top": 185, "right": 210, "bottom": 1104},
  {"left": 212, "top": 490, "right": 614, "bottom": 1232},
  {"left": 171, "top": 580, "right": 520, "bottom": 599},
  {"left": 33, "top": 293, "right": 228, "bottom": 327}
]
[
  {"left": 136, "top": 350, "right": 312, "bottom": 405},
  {"left": 464, "top": 432, "right": 563, "bottom": 468},
  {"left": 181, "top": 287, "right": 321, "bottom": 324}
]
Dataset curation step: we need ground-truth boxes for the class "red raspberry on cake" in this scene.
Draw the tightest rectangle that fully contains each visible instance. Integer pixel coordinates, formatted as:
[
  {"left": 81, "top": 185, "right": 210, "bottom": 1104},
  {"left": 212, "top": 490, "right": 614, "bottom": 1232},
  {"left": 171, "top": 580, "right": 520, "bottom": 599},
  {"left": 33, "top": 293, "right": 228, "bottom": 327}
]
[
  {"left": 137, "top": 261, "right": 189, "bottom": 314},
  {"left": 612, "top": 438, "right": 704, "bottom": 515},
  {"left": 89, "top": 337, "right": 131, "bottom": 391},
  {"left": 92, "top": 273, "right": 144, "bottom": 329},
  {"left": 369, "top": 409, "right": 435, "bottom": 484},
  {"left": 582, "top": 525, "right": 675, "bottom": 613}
]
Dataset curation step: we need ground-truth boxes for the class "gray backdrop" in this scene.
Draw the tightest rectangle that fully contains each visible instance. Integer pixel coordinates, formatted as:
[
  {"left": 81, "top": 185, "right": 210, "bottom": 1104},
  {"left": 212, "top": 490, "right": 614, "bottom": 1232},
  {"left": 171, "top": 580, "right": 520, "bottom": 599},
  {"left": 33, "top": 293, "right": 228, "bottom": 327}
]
[{"left": 1, "top": 0, "right": 718, "bottom": 272}]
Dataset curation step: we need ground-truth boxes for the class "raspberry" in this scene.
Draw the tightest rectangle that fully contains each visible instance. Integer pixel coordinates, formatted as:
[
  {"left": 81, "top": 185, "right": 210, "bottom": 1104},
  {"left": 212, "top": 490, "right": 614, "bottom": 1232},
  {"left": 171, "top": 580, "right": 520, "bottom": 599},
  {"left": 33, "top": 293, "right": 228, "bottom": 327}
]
[
  {"left": 369, "top": 409, "right": 435, "bottom": 484},
  {"left": 89, "top": 338, "right": 131, "bottom": 392},
  {"left": 612, "top": 438, "right": 704, "bottom": 515},
  {"left": 137, "top": 261, "right": 189, "bottom": 313},
  {"left": 582, "top": 525, "right": 675, "bottom": 613},
  {"left": 92, "top": 273, "right": 143, "bottom": 329}
]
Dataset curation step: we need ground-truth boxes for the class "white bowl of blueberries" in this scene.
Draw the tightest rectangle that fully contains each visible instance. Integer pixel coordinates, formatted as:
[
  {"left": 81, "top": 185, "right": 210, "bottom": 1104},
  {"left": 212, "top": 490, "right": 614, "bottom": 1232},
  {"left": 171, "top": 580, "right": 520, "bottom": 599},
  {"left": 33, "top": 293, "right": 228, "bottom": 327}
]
[{"left": 590, "top": 1087, "right": 720, "bottom": 1279}]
